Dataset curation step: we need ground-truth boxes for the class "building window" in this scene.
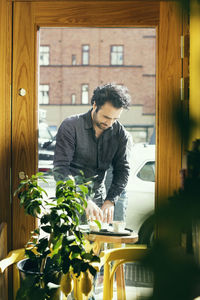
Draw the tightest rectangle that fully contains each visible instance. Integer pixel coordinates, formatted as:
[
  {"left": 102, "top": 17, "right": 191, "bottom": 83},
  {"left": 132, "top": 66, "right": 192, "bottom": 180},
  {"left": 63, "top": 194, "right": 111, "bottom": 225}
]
[
  {"left": 71, "top": 94, "right": 76, "bottom": 104},
  {"left": 39, "top": 46, "right": 50, "bottom": 65},
  {"left": 81, "top": 84, "right": 89, "bottom": 104},
  {"left": 82, "top": 45, "right": 89, "bottom": 65},
  {"left": 39, "top": 85, "right": 49, "bottom": 104},
  {"left": 110, "top": 45, "right": 123, "bottom": 65},
  {"left": 72, "top": 55, "right": 76, "bottom": 65}
]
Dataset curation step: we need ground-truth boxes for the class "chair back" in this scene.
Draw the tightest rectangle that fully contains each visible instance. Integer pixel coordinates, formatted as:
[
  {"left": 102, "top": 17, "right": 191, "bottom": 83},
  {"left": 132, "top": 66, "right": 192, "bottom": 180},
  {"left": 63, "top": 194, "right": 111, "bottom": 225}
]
[{"left": 0, "top": 222, "right": 8, "bottom": 300}]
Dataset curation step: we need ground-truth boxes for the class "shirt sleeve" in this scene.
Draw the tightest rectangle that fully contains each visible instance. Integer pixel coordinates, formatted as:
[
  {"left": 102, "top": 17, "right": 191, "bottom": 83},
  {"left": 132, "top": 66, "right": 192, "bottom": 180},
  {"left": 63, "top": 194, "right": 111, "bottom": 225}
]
[
  {"left": 105, "top": 129, "right": 131, "bottom": 203},
  {"left": 53, "top": 118, "right": 76, "bottom": 181}
]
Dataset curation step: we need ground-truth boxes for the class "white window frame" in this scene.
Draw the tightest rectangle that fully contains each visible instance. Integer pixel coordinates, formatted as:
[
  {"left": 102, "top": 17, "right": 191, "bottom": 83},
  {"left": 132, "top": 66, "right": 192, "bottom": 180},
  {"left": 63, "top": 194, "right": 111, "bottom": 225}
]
[
  {"left": 71, "top": 93, "right": 76, "bottom": 104},
  {"left": 72, "top": 54, "right": 76, "bottom": 65},
  {"left": 39, "top": 46, "right": 50, "bottom": 65},
  {"left": 39, "top": 84, "right": 49, "bottom": 104},
  {"left": 82, "top": 45, "right": 89, "bottom": 65},
  {"left": 110, "top": 45, "right": 124, "bottom": 65},
  {"left": 81, "top": 84, "right": 89, "bottom": 104}
]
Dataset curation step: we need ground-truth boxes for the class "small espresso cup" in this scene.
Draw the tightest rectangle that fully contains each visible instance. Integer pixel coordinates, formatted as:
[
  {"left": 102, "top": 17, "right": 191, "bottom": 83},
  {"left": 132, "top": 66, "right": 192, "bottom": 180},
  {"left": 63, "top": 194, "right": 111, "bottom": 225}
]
[{"left": 112, "top": 221, "right": 126, "bottom": 233}]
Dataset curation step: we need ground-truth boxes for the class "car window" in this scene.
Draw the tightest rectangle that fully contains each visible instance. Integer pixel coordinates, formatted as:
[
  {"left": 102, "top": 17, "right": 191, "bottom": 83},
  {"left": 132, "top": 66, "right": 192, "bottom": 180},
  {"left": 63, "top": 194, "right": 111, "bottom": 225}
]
[{"left": 137, "top": 161, "right": 155, "bottom": 182}]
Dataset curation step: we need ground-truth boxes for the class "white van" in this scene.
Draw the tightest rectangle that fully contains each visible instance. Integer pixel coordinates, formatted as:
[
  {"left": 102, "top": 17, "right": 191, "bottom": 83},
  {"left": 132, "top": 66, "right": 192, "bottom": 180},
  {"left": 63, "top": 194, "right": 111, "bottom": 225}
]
[{"left": 125, "top": 143, "right": 155, "bottom": 241}]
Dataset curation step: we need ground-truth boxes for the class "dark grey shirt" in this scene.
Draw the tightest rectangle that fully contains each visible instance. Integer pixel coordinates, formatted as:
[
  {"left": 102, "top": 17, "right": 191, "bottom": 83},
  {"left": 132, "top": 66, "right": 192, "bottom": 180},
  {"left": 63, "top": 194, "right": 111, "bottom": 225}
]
[{"left": 53, "top": 109, "right": 130, "bottom": 207}]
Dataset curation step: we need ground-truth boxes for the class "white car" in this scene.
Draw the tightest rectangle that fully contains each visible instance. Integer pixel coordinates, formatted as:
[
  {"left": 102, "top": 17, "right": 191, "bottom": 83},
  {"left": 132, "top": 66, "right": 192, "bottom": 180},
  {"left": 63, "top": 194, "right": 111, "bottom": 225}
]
[{"left": 125, "top": 143, "right": 155, "bottom": 240}]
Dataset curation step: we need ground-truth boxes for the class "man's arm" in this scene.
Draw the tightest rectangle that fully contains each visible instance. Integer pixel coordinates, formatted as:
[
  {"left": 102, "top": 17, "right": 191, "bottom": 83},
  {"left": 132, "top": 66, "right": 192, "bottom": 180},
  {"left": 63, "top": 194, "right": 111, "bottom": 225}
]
[
  {"left": 101, "top": 130, "right": 131, "bottom": 223},
  {"left": 105, "top": 130, "right": 131, "bottom": 203}
]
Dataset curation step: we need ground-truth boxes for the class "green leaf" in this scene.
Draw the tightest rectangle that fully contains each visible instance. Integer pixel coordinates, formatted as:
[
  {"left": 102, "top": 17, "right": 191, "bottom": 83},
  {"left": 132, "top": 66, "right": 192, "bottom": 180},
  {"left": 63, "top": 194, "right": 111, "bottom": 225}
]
[
  {"left": 57, "top": 197, "right": 65, "bottom": 204},
  {"left": 69, "top": 245, "right": 82, "bottom": 254},
  {"left": 25, "top": 249, "right": 37, "bottom": 260},
  {"left": 81, "top": 252, "right": 94, "bottom": 260},
  {"left": 88, "top": 265, "right": 97, "bottom": 277},
  {"left": 40, "top": 214, "right": 50, "bottom": 224},
  {"left": 91, "top": 255, "right": 100, "bottom": 263},
  {"left": 52, "top": 237, "right": 63, "bottom": 255},
  {"left": 41, "top": 225, "right": 52, "bottom": 234},
  {"left": 62, "top": 235, "right": 76, "bottom": 246},
  {"left": 78, "top": 185, "right": 88, "bottom": 194},
  {"left": 37, "top": 237, "right": 48, "bottom": 253},
  {"left": 93, "top": 220, "right": 101, "bottom": 230}
]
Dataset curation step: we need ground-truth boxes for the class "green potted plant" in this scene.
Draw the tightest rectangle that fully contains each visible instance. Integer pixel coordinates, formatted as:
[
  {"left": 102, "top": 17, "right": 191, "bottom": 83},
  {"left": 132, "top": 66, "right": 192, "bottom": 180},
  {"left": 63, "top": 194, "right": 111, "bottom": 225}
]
[{"left": 14, "top": 172, "right": 100, "bottom": 300}]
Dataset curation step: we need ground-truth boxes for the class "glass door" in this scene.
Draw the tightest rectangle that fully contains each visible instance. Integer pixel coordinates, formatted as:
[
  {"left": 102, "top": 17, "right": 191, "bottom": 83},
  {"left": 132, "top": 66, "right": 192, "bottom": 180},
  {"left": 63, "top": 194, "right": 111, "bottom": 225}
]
[{"left": 12, "top": 2, "right": 183, "bottom": 296}]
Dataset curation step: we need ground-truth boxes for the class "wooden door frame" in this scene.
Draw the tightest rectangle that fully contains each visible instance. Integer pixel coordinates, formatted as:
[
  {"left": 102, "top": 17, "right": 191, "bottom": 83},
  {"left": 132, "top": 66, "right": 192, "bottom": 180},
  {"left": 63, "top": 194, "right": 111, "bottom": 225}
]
[{"left": 11, "top": 0, "right": 183, "bottom": 250}]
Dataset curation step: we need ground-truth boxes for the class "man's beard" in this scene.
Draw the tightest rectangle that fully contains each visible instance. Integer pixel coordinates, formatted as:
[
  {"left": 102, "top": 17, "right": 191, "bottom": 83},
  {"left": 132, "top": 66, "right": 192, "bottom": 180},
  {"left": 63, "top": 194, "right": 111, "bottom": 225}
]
[{"left": 93, "top": 111, "right": 109, "bottom": 130}]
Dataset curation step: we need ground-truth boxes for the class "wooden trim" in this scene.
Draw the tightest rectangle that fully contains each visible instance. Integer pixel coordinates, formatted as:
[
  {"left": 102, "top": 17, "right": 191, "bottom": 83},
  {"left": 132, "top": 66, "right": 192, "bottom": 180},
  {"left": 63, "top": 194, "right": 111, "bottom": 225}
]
[
  {"left": 182, "top": 4, "right": 190, "bottom": 163},
  {"left": 0, "top": 0, "right": 12, "bottom": 250},
  {"left": 157, "top": 1, "right": 182, "bottom": 203},
  {"left": 190, "top": 0, "right": 200, "bottom": 142},
  {"left": 32, "top": 1, "right": 159, "bottom": 27},
  {"left": 12, "top": 2, "right": 37, "bottom": 249}
]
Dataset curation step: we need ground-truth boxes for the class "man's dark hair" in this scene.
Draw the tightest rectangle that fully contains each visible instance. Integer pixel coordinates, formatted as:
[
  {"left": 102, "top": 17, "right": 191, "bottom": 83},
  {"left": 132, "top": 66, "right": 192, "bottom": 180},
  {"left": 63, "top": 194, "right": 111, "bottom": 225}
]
[{"left": 91, "top": 83, "right": 131, "bottom": 110}]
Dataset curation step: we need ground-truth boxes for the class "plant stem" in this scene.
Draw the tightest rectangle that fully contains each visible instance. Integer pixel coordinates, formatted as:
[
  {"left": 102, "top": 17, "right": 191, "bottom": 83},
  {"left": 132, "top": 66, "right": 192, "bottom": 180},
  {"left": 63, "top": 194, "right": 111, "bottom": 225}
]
[{"left": 40, "top": 232, "right": 54, "bottom": 274}]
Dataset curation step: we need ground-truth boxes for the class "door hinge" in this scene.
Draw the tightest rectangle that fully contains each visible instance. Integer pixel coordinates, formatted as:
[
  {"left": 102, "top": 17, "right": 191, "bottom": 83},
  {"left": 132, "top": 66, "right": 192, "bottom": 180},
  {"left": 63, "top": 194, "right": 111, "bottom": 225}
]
[
  {"left": 180, "top": 77, "right": 184, "bottom": 100},
  {"left": 180, "top": 77, "right": 189, "bottom": 101}
]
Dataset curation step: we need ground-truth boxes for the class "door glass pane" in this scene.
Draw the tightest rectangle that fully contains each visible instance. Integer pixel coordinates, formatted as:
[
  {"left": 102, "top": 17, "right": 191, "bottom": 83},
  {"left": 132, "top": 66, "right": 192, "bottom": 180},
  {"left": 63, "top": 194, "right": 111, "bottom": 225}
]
[{"left": 38, "top": 27, "right": 156, "bottom": 299}]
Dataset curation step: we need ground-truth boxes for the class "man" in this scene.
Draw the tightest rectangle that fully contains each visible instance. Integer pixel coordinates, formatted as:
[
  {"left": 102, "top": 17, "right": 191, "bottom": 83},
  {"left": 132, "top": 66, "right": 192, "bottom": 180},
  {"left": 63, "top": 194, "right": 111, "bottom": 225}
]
[{"left": 53, "top": 83, "right": 131, "bottom": 223}]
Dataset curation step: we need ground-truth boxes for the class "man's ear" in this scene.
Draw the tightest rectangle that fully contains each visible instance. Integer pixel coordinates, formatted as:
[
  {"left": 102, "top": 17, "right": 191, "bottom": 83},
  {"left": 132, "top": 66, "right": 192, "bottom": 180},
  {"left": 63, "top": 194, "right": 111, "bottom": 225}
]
[{"left": 92, "top": 102, "right": 97, "bottom": 111}]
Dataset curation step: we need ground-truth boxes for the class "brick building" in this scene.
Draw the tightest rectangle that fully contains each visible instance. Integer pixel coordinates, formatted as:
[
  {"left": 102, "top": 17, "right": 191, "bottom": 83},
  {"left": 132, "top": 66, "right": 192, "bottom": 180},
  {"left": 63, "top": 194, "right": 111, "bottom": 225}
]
[{"left": 39, "top": 27, "right": 156, "bottom": 143}]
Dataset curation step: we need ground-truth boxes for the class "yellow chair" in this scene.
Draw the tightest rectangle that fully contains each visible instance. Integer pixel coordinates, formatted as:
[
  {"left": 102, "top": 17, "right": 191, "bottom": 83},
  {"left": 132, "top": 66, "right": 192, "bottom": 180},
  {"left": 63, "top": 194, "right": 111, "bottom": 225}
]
[
  {"left": 0, "top": 248, "right": 99, "bottom": 300},
  {"left": 0, "top": 244, "right": 148, "bottom": 300},
  {"left": 101, "top": 245, "right": 148, "bottom": 300}
]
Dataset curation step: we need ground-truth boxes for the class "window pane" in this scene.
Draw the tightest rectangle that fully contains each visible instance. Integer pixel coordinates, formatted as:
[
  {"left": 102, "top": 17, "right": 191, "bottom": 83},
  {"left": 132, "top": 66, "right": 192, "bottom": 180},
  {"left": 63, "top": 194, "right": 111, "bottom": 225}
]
[
  {"left": 71, "top": 94, "right": 76, "bottom": 104},
  {"left": 39, "top": 85, "right": 49, "bottom": 104},
  {"left": 82, "top": 44, "right": 89, "bottom": 65},
  {"left": 111, "top": 45, "right": 123, "bottom": 65},
  {"left": 72, "top": 55, "right": 76, "bottom": 65},
  {"left": 39, "top": 46, "right": 49, "bottom": 65},
  {"left": 137, "top": 161, "right": 155, "bottom": 182},
  {"left": 81, "top": 84, "right": 89, "bottom": 104}
]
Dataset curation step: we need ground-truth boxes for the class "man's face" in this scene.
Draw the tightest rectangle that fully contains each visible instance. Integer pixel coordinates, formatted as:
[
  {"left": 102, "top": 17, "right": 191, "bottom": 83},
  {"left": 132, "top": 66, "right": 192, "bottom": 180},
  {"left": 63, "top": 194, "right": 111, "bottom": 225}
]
[{"left": 92, "top": 102, "right": 123, "bottom": 131}]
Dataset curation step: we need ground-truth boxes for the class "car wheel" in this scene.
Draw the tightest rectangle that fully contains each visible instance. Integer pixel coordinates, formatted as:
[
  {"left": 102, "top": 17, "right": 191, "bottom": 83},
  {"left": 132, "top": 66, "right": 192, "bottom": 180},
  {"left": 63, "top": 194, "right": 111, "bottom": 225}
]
[{"left": 137, "top": 214, "right": 155, "bottom": 247}]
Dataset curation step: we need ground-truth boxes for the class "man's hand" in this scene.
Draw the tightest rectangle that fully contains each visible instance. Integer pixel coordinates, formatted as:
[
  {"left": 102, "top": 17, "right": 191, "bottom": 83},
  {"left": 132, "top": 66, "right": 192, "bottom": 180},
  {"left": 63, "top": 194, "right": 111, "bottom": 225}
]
[
  {"left": 85, "top": 200, "right": 103, "bottom": 222},
  {"left": 101, "top": 200, "right": 114, "bottom": 224}
]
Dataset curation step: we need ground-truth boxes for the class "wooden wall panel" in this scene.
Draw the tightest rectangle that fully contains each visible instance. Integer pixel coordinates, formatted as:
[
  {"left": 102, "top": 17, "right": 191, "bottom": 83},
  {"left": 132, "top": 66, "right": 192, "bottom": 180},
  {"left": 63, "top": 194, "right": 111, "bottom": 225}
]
[
  {"left": 12, "top": 2, "right": 37, "bottom": 249},
  {"left": 0, "top": 0, "right": 12, "bottom": 251},
  {"left": 157, "top": 1, "right": 182, "bottom": 204}
]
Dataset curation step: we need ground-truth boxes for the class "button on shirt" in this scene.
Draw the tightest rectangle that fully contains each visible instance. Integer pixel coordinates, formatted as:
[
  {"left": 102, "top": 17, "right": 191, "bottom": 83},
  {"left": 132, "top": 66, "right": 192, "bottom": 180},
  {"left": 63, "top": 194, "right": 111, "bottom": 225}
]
[{"left": 53, "top": 109, "right": 130, "bottom": 207}]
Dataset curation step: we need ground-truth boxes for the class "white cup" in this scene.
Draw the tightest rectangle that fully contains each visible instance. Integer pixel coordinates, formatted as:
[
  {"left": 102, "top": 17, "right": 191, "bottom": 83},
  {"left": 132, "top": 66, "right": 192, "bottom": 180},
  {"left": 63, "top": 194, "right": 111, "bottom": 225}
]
[{"left": 112, "top": 221, "right": 126, "bottom": 233}]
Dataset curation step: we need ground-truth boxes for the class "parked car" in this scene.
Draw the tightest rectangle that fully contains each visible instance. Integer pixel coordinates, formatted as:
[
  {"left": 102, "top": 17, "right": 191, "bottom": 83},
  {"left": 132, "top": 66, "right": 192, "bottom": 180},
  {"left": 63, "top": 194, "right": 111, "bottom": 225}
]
[
  {"left": 125, "top": 143, "right": 155, "bottom": 243},
  {"left": 39, "top": 122, "right": 56, "bottom": 151},
  {"left": 38, "top": 122, "right": 55, "bottom": 175},
  {"left": 38, "top": 149, "right": 54, "bottom": 174}
]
